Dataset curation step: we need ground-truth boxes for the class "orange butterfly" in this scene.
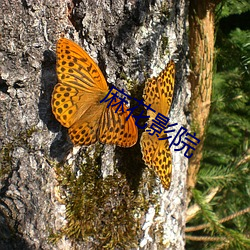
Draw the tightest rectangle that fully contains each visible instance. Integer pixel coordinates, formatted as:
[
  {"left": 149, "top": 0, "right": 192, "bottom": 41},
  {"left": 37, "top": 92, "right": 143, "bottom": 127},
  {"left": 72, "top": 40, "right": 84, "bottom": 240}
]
[
  {"left": 140, "top": 61, "right": 175, "bottom": 189},
  {"left": 52, "top": 38, "right": 138, "bottom": 147}
]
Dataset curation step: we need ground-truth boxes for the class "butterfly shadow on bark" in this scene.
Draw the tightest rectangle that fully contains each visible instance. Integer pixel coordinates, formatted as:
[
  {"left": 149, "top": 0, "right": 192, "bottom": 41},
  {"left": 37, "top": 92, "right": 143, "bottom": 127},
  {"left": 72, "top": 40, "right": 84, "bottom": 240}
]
[
  {"left": 115, "top": 90, "right": 145, "bottom": 191},
  {"left": 39, "top": 49, "right": 73, "bottom": 161}
]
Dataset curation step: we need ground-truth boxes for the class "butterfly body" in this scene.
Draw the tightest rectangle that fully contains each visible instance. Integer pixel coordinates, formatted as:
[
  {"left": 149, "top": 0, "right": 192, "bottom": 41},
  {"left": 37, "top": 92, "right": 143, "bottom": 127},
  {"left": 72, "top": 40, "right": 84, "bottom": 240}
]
[
  {"left": 140, "top": 61, "right": 175, "bottom": 190},
  {"left": 52, "top": 38, "right": 138, "bottom": 147}
]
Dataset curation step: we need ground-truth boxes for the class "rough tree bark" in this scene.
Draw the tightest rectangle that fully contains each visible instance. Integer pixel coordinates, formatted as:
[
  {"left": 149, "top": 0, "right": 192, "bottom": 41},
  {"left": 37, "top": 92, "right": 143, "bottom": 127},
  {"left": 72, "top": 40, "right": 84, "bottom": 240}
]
[{"left": 0, "top": 1, "right": 189, "bottom": 249}]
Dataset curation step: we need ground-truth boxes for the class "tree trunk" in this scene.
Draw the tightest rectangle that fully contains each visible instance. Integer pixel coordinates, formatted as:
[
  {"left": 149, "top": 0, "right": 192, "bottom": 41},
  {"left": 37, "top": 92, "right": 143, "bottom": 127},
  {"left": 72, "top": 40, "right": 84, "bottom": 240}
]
[
  {"left": 187, "top": 0, "right": 220, "bottom": 203},
  {"left": 0, "top": 0, "right": 189, "bottom": 249}
]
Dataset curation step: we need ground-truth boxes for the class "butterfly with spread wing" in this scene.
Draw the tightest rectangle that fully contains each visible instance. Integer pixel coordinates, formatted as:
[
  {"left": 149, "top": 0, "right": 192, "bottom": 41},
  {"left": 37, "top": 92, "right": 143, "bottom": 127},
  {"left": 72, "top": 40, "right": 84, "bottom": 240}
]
[
  {"left": 51, "top": 38, "right": 138, "bottom": 147},
  {"left": 140, "top": 61, "right": 175, "bottom": 189}
]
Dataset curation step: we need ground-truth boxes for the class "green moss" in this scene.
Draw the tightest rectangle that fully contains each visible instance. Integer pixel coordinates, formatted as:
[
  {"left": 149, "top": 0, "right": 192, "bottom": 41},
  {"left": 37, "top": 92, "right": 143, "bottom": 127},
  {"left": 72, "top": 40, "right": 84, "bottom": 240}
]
[
  {"left": 50, "top": 150, "right": 156, "bottom": 248},
  {"left": 25, "top": 126, "right": 38, "bottom": 138},
  {"left": 0, "top": 126, "right": 38, "bottom": 178},
  {"left": 159, "top": 2, "right": 170, "bottom": 17},
  {"left": 190, "top": 119, "right": 201, "bottom": 139},
  {"left": 0, "top": 144, "right": 13, "bottom": 178},
  {"left": 119, "top": 72, "right": 139, "bottom": 91},
  {"left": 161, "top": 35, "right": 169, "bottom": 57}
]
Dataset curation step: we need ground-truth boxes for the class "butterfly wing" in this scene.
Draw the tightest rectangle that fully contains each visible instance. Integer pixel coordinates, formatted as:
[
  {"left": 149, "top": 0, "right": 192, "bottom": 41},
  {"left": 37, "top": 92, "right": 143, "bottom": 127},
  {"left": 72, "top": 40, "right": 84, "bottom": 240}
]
[
  {"left": 98, "top": 98, "right": 138, "bottom": 147},
  {"left": 66, "top": 92, "right": 108, "bottom": 145},
  {"left": 52, "top": 38, "right": 109, "bottom": 128},
  {"left": 140, "top": 60, "right": 175, "bottom": 189},
  {"left": 143, "top": 60, "right": 175, "bottom": 116},
  {"left": 56, "top": 38, "right": 108, "bottom": 92},
  {"left": 67, "top": 93, "right": 138, "bottom": 147},
  {"left": 140, "top": 133, "right": 172, "bottom": 189}
]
